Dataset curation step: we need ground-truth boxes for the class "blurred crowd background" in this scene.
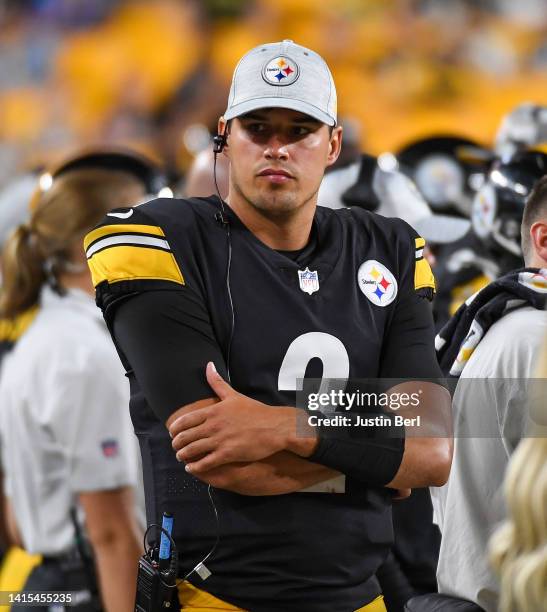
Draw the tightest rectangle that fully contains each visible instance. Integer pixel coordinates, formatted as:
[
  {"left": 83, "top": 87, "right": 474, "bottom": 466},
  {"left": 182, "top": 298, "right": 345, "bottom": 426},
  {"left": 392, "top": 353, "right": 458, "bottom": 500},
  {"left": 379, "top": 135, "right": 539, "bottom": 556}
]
[{"left": 1, "top": 0, "right": 547, "bottom": 184}]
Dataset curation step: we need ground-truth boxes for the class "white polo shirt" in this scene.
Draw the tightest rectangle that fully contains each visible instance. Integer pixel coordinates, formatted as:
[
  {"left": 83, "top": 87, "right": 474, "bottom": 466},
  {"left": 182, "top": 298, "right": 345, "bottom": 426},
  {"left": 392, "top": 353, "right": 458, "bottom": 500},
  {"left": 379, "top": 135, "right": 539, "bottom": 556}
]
[
  {"left": 0, "top": 286, "right": 142, "bottom": 555},
  {"left": 431, "top": 306, "right": 547, "bottom": 612}
]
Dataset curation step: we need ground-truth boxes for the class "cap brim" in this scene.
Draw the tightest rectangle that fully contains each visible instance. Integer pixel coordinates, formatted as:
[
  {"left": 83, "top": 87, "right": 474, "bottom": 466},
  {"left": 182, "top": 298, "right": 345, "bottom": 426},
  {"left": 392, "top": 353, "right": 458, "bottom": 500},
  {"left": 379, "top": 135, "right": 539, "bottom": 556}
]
[
  {"left": 224, "top": 97, "right": 336, "bottom": 126},
  {"left": 413, "top": 215, "right": 471, "bottom": 244}
]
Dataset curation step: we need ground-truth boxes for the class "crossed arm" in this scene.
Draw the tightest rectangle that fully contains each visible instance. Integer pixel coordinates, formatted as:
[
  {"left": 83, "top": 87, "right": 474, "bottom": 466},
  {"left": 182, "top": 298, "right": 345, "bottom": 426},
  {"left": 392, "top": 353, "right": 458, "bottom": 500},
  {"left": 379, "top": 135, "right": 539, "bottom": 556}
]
[
  {"left": 166, "top": 363, "right": 453, "bottom": 495},
  {"left": 111, "top": 290, "right": 453, "bottom": 497}
]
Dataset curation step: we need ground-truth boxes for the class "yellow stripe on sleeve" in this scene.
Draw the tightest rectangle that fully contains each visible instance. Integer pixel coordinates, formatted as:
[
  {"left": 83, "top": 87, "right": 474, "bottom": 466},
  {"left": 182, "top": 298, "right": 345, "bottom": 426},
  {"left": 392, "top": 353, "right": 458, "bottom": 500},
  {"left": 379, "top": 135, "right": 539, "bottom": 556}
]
[
  {"left": 415, "top": 237, "right": 425, "bottom": 250},
  {"left": 88, "top": 244, "right": 184, "bottom": 287},
  {"left": 84, "top": 224, "right": 165, "bottom": 251},
  {"left": 415, "top": 257, "right": 436, "bottom": 291}
]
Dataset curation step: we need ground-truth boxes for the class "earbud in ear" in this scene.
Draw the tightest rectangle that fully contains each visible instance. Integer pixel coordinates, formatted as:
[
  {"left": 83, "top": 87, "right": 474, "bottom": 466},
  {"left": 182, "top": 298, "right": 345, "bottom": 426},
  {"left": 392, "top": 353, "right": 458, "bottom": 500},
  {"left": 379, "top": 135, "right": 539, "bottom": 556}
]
[{"left": 213, "top": 134, "right": 227, "bottom": 154}]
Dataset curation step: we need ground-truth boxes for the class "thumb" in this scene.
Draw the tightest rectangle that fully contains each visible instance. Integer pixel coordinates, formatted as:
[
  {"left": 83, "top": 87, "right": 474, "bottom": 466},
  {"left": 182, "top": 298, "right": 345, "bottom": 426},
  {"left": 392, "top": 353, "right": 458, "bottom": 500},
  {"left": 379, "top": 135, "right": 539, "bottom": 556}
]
[
  {"left": 206, "top": 361, "right": 233, "bottom": 400},
  {"left": 392, "top": 488, "right": 412, "bottom": 501}
]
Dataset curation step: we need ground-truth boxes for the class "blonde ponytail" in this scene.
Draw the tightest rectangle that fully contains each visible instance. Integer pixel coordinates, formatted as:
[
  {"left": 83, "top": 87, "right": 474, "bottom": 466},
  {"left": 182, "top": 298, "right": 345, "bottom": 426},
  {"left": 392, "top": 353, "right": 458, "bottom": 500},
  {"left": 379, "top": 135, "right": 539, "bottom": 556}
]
[
  {"left": 0, "top": 224, "right": 46, "bottom": 318},
  {"left": 0, "top": 166, "right": 145, "bottom": 319}
]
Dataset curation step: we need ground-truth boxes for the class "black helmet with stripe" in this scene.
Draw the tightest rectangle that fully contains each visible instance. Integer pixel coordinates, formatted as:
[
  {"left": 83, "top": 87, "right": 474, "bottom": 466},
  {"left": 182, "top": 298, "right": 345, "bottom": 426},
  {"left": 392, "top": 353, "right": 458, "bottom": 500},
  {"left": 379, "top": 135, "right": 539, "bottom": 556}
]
[{"left": 471, "top": 149, "right": 547, "bottom": 265}]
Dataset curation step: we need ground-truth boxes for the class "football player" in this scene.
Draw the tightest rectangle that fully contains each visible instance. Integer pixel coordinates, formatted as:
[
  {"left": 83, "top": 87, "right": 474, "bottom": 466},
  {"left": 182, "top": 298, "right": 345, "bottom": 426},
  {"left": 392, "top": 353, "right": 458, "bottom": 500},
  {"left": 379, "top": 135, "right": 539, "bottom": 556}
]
[{"left": 85, "top": 41, "right": 452, "bottom": 612}]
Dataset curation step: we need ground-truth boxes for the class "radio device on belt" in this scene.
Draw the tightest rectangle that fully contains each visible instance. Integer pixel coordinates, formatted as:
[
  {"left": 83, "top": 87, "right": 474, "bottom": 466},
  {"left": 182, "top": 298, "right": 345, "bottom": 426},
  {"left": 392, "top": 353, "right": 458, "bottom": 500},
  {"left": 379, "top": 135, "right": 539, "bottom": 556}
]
[{"left": 135, "top": 512, "right": 178, "bottom": 611}]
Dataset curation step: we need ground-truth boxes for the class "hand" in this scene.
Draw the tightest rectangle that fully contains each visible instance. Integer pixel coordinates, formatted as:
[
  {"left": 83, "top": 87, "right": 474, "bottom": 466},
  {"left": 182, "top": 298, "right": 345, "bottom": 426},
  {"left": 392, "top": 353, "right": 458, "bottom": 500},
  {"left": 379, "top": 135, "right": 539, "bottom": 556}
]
[
  {"left": 391, "top": 488, "right": 411, "bottom": 501},
  {"left": 169, "top": 363, "right": 299, "bottom": 474},
  {"left": 186, "top": 452, "right": 341, "bottom": 496}
]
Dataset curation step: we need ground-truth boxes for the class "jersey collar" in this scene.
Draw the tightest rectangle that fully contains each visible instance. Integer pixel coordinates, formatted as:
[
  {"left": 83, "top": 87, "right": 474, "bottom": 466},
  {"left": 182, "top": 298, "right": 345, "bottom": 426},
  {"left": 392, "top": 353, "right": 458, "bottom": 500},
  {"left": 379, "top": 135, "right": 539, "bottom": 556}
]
[{"left": 213, "top": 196, "right": 343, "bottom": 276}]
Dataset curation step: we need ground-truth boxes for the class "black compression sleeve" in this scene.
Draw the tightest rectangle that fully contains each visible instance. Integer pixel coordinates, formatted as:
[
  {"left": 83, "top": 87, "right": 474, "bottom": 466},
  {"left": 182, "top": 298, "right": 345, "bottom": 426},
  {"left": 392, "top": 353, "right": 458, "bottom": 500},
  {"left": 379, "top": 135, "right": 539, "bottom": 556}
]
[
  {"left": 113, "top": 289, "right": 228, "bottom": 422},
  {"left": 307, "top": 419, "right": 405, "bottom": 486},
  {"left": 379, "top": 292, "right": 443, "bottom": 380}
]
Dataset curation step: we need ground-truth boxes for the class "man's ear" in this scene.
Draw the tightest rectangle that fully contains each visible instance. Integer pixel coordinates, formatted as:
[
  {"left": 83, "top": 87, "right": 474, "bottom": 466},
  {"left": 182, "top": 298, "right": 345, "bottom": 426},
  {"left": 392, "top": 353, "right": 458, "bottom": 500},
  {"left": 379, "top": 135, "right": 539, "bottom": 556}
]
[
  {"left": 530, "top": 220, "right": 547, "bottom": 263},
  {"left": 217, "top": 116, "right": 227, "bottom": 137},
  {"left": 326, "top": 125, "right": 343, "bottom": 168}
]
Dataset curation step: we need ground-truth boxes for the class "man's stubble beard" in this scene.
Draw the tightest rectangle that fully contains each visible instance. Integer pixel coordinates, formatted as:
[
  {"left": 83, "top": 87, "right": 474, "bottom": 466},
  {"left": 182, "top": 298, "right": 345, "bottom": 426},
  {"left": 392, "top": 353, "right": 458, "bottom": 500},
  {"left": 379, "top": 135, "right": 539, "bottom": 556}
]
[{"left": 232, "top": 175, "right": 319, "bottom": 221}]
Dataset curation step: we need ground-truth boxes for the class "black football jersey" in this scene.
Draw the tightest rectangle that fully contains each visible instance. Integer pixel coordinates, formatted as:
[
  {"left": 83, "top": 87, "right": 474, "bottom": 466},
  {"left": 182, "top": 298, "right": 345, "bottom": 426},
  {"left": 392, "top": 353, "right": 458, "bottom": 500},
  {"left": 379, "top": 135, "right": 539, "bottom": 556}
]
[{"left": 85, "top": 195, "right": 439, "bottom": 612}]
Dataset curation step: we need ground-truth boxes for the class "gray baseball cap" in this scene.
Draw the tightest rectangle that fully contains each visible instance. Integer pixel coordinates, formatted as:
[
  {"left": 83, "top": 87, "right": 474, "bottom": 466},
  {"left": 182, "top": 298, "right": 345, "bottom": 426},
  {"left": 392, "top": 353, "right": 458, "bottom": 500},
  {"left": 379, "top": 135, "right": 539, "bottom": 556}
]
[{"left": 224, "top": 40, "right": 337, "bottom": 126}]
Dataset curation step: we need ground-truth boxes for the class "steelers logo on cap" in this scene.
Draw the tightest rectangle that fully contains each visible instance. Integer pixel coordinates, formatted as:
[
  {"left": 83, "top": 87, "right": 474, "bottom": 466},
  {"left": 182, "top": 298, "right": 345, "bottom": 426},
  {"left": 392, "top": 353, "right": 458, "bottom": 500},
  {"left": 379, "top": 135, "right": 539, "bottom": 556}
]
[
  {"left": 357, "top": 260, "right": 398, "bottom": 307},
  {"left": 262, "top": 56, "right": 300, "bottom": 86}
]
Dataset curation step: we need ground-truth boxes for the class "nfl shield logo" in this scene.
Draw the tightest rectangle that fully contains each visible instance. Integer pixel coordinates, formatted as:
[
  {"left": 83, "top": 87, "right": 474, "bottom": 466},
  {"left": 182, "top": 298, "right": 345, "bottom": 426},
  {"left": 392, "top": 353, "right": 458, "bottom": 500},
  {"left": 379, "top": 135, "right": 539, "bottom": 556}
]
[
  {"left": 101, "top": 439, "right": 119, "bottom": 458},
  {"left": 298, "top": 268, "right": 319, "bottom": 295}
]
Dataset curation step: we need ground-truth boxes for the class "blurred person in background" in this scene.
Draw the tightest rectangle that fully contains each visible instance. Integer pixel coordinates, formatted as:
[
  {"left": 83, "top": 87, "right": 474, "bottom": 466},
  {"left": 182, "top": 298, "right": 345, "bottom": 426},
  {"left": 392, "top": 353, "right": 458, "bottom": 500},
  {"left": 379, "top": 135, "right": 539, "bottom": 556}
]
[
  {"left": 183, "top": 146, "right": 229, "bottom": 198},
  {"left": 318, "top": 152, "right": 380, "bottom": 211},
  {"left": 490, "top": 320, "right": 547, "bottom": 612},
  {"left": 0, "top": 150, "right": 158, "bottom": 612},
  {"left": 317, "top": 151, "right": 433, "bottom": 227},
  {"left": 422, "top": 173, "right": 547, "bottom": 611},
  {"left": 395, "top": 135, "right": 493, "bottom": 331},
  {"left": 489, "top": 436, "right": 547, "bottom": 612},
  {"left": 470, "top": 150, "right": 547, "bottom": 276},
  {"left": 0, "top": 172, "right": 41, "bottom": 363},
  {"left": 0, "top": 170, "right": 43, "bottom": 595},
  {"left": 489, "top": 335, "right": 547, "bottom": 612},
  {"left": 494, "top": 103, "right": 547, "bottom": 160}
]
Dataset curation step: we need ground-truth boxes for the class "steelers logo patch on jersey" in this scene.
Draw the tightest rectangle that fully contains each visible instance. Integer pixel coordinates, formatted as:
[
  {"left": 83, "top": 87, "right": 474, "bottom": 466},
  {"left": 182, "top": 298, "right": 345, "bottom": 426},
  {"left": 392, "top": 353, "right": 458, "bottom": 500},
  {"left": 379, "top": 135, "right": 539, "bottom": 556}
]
[
  {"left": 84, "top": 212, "right": 184, "bottom": 288},
  {"left": 357, "top": 260, "right": 398, "bottom": 307},
  {"left": 262, "top": 56, "right": 299, "bottom": 86}
]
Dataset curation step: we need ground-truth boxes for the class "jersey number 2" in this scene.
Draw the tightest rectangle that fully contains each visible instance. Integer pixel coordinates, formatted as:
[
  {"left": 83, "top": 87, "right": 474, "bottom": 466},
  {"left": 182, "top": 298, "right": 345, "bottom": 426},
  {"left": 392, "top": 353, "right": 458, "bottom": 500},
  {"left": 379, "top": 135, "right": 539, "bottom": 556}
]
[{"left": 277, "top": 332, "right": 349, "bottom": 493}]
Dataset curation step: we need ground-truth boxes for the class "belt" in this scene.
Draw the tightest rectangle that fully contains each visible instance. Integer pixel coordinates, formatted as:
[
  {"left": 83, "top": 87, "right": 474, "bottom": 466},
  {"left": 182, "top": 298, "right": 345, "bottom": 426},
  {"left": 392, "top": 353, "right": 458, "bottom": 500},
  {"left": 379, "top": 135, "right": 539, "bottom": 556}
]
[{"left": 42, "top": 548, "right": 84, "bottom": 569}]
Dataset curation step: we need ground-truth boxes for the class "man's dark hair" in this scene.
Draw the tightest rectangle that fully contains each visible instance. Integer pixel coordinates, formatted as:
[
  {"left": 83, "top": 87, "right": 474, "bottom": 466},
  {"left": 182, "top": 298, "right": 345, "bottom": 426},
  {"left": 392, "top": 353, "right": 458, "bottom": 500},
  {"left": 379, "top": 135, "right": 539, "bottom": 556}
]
[{"left": 522, "top": 175, "right": 547, "bottom": 263}]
